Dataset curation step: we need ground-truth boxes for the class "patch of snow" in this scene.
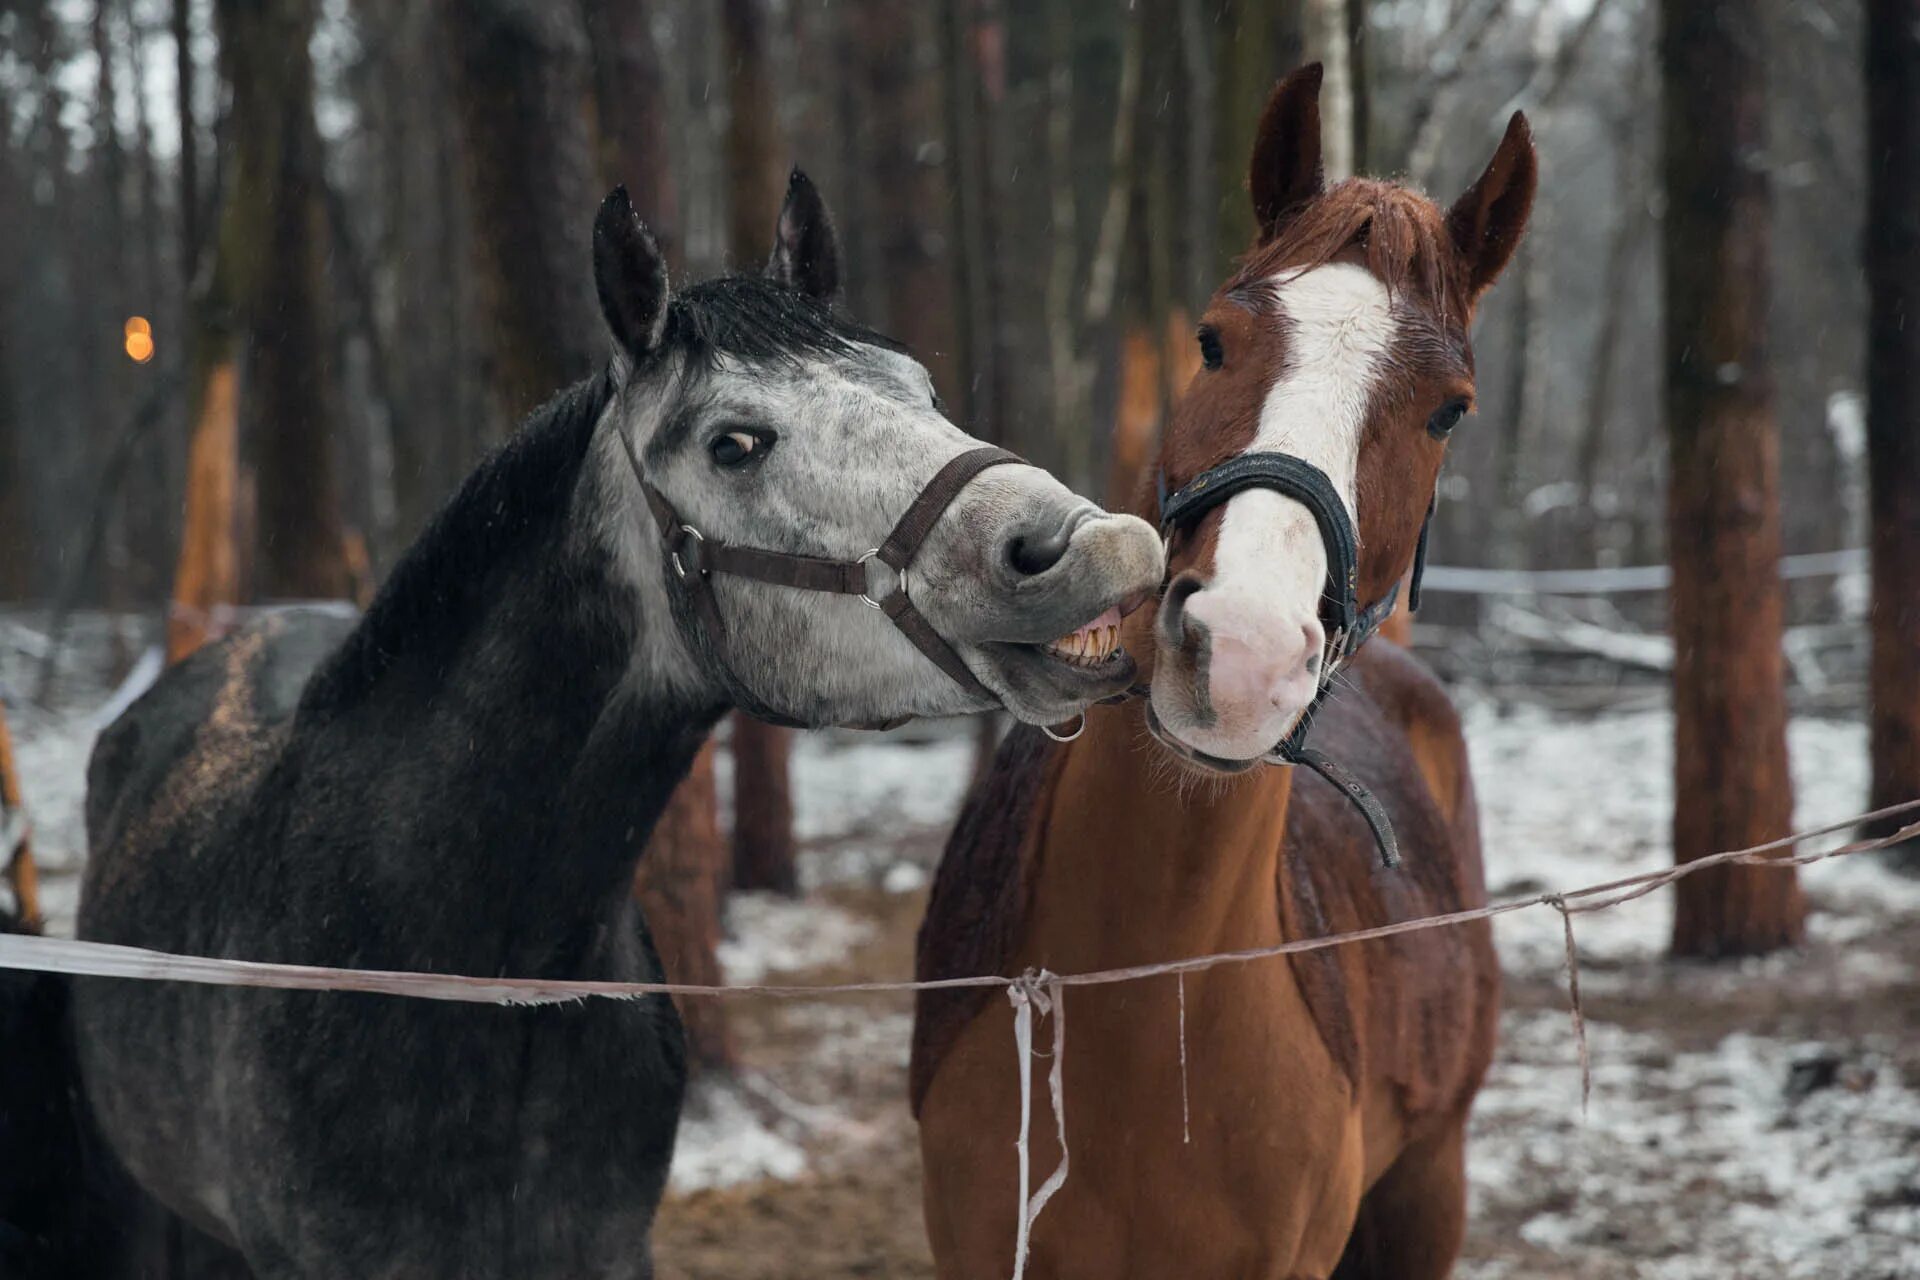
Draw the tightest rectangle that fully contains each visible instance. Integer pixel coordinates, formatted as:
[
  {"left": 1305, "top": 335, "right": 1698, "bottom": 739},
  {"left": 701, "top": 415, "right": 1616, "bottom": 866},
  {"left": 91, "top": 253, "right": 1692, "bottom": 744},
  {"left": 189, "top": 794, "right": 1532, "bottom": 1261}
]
[
  {"left": 788, "top": 730, "right": 975, "bottom": 844},
  {"left": 1471, "top": 1010, "right": 1920, "bottom": 1279},
  {"left": 669, "top": 1077, "right": 809, "bottom": 1193},
  {"left": 1465, "top": 705, "right": 1920, "bottom": 982},
  {"left": 882, "top": 861, "right": 929, "bottom": 895},
  {"left": 719, "top": 893, "right": 875, "bottom": 986}
]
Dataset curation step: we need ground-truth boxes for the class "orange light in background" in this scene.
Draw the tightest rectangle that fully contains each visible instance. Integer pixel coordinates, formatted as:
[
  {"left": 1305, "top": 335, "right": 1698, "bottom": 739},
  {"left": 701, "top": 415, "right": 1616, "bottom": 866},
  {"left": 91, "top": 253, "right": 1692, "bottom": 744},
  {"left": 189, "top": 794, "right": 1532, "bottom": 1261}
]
[{"left": 124, "top": 315, "right": 155, "bottom": 364}]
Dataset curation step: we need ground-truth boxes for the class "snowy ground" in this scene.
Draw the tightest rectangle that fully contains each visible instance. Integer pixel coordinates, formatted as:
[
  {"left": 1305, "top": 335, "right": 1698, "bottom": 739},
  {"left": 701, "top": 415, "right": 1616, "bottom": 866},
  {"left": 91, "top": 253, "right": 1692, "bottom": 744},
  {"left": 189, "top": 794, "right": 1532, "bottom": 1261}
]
[{"left": 6, "top": 613, "right": 1919, "bottom": 1277}]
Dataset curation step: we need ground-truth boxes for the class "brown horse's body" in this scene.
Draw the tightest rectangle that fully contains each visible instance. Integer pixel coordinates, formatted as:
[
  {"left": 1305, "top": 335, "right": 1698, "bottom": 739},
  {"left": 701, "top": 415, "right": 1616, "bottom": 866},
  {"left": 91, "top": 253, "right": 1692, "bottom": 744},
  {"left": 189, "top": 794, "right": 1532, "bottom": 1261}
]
[
  {"left": 914, "top": 64, "right": 1535, "bottom": 1278},
  {"left": 914, "top": 639, "right": 1494, "bottom": 1278}
]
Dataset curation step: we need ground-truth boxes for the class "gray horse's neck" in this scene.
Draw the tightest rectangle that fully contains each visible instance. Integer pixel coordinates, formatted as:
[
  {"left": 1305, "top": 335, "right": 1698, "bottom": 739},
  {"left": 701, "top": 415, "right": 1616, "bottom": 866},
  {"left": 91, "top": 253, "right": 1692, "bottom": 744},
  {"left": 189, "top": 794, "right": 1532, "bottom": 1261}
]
[{"left": 289, "top": 374, "right": 727, "bottom": 975}]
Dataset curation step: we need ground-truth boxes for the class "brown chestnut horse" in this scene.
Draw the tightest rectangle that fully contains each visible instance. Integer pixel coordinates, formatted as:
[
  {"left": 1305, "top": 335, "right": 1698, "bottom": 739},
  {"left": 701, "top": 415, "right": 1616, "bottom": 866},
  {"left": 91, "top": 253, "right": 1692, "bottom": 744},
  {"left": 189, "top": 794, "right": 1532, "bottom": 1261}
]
[{"left": 912, "top": 65, "right": 1536, "bottom": 1279}]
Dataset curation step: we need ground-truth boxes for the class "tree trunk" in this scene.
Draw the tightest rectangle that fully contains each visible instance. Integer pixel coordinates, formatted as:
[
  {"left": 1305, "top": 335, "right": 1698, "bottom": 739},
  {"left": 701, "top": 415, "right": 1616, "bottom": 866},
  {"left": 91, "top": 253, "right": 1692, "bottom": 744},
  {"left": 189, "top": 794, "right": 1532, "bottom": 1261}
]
[
  {"left": 1302, "top": 0, "right": 1354, "bottom": 179},
  {"left": 0, "top": 82, "right": 26, "bottom": 600},
  {"left": 632, "top": 743, "right": 736, "bottom": 1072},
  {"left": 214, "top": 0, "right": 349, "bottom": 601},
  {"left": 175, "top": 0, "right": 200, "bottom": 279},
  {"left": 582, "top": 0, "right": 681, "bottom": 267},
  {"left": 721, "top": 0, "right": 784, "bottom": 269},
  {"left": 1, "top": 704, "right": 42, "bottom": 932},
  {"left": 851, "top": 0, "right": 961, "bottom": 396},
  {"left": 1866, "top": 0, "right": 1920, "bottom": 868},
  {"left": 168, "top": 358, "right": 240, "bottom": 663},
  {"left": 1578, "top": 95, "right": 1650, "bottom": 560},
  {"left": 1346, "top": 0, "right": 1370, "bottom": 173},
  {"left": 1662, "top": 0, "right": 1802, "bottom": 957},
  {"left": 1217, "top": 0, "right": 1305, "bottom": 256},
  {"left": 442, "top": 0, "right": 600, "bottom": 430},
  {"left": 719, "top": 0, "right": 800, "bottom": 900}
]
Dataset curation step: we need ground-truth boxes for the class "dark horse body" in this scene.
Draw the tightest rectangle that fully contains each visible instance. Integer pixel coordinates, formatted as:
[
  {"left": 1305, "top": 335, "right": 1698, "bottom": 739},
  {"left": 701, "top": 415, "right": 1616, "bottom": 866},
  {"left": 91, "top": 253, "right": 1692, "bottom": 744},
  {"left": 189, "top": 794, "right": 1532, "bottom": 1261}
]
[
  {"left": 78, "top": 434, "right": 689, "bottom": 1276},
  {"left": 62, "top": 178, "right": 1162, "bottom": 1278}
]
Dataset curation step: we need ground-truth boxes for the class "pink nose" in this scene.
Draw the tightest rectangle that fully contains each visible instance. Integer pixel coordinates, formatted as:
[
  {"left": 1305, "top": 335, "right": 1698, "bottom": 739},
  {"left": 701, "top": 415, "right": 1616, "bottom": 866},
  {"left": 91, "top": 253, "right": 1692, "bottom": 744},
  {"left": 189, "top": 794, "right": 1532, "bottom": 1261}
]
[
  {"left": 1203, "top": 624, "right": 1323, "bottom": 725},
  {"left": 1205, "top": 629, "right": 1313, "bottom": 721},
  {"left": 1162, "top": 578, "right": 1324, "bottom": 731}
]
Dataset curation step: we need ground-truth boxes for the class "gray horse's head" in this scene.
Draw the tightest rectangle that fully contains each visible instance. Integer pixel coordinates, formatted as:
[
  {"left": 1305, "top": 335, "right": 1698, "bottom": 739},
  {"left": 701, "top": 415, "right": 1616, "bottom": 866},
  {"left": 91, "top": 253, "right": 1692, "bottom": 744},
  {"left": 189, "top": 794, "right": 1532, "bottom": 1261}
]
[{"left": 591, "top": 172, "right": 1163, "bottom": 728}]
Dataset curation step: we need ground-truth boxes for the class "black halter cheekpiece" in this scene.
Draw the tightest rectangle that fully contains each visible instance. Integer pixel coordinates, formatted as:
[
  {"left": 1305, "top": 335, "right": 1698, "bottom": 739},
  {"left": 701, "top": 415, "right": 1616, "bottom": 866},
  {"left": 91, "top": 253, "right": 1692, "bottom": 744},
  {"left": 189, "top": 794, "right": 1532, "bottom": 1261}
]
[
  {"left": 623, "top": 434, "right": 1021, "bottom": 731},
  {"left": 1156, "top": 452, "right": 1438, "bottom": 869}
]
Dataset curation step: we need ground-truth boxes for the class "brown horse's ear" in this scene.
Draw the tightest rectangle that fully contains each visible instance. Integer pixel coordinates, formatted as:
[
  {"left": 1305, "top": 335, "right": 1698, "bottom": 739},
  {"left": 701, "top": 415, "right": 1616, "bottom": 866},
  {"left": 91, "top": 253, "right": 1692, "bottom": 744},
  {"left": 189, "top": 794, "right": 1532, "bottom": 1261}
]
[
  {"left": 766, "top": 168, "right": 842, "bottom": 302},
  {"left": 1446, "top": 111, "right": 1538, "bottom": 300},
  {"left": 1249, "top": 63, "right": 1327, "bottom": 244}
]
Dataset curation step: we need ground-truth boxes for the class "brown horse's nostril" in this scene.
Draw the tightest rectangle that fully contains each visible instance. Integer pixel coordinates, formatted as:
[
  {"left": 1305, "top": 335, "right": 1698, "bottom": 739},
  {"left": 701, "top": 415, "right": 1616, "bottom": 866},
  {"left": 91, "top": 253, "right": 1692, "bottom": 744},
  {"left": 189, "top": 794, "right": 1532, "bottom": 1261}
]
[
  {"left": 1007, "top": 525, "right": 1073, "bottom": 576},
  {"left": 1159, "top": 571, "right": 1208, "bottom": 650}
]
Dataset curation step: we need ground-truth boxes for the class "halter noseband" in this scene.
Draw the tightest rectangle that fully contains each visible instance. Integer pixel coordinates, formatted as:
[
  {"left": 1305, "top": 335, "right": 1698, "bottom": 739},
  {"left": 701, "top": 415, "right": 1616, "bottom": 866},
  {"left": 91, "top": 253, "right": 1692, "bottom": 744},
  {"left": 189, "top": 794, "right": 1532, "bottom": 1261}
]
[
  {"left": 623, "top": 436, "right": 1021, "bottom": 730},
  {"left": 1155, "top": 452, "right": 1438, "bottom": 868}
]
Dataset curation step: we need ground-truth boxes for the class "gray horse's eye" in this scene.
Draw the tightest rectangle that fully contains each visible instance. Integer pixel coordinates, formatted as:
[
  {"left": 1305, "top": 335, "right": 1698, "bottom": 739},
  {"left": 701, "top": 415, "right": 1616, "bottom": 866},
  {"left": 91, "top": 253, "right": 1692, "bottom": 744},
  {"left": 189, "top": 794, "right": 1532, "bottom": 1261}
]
[{"left": 710, "top": 428, "right": 775, "bottom": 468}]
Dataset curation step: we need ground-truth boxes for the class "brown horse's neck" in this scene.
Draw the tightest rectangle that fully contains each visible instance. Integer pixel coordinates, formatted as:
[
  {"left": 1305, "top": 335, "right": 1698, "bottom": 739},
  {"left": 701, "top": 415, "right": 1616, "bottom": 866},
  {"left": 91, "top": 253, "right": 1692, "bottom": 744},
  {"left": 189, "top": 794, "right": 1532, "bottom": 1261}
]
[{"left": 1025, "top": 700, "right": 1297, "bottom": 969}]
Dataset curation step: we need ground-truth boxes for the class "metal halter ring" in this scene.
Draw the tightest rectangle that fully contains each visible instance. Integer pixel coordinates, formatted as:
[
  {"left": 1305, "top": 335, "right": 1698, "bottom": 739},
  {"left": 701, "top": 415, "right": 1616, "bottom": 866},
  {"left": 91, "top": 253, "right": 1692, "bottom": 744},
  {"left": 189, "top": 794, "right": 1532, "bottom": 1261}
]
[
  {"left": 856, "top": 549, "right": 907, "bottom": 610},
  {"left": 669, "top": 525, "right": 706, "bottom": 581},
  {"left": 1041, "top": 714, "right": 1086, "bottom": 743}
]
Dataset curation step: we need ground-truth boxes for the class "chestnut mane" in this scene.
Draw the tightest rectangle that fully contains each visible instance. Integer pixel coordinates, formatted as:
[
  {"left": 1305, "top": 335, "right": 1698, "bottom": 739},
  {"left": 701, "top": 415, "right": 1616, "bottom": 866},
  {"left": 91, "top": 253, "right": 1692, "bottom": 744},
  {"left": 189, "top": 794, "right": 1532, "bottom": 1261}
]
[{"left": 1229, "top": 179, "right": 1469, "bottom": 331}]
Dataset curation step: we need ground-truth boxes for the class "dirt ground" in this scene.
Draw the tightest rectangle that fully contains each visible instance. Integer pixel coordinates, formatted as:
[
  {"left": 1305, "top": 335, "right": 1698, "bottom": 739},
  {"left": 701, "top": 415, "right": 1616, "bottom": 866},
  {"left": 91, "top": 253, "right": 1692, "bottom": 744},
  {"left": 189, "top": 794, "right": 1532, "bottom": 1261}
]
[
  {"left": 649, "top": 876, "right": 1920, "bottom": 1280},
  {"left": 7, "top": 616, "right": 1919, "bottom": 1279}
]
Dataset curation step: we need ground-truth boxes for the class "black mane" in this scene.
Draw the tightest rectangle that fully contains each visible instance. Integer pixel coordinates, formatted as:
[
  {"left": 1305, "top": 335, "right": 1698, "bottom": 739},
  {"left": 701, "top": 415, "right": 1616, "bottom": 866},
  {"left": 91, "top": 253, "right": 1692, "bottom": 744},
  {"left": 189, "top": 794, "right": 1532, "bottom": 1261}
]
[
  {"left": 657, "top": 274, "right": 900, "bottom": 368},
  {"left": 300, "top": 370, "right": 617, "bottom": 713}
]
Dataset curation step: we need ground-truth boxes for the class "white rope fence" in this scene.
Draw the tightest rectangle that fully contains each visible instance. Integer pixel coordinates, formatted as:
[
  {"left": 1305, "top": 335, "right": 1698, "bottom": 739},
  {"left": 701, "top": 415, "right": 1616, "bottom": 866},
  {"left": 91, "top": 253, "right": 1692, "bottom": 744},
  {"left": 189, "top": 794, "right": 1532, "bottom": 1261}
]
[{"left": 4, "top": 797, "right": 1917, "bottom": 1277}]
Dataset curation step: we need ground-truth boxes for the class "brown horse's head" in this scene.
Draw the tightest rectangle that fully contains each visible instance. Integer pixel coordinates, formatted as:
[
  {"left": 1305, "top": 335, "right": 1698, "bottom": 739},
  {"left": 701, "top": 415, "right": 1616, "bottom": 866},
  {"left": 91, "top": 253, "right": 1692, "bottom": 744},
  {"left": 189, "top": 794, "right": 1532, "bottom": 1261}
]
[{"left": 1146, "top": 64, "right": 1535, "bottom": 769}]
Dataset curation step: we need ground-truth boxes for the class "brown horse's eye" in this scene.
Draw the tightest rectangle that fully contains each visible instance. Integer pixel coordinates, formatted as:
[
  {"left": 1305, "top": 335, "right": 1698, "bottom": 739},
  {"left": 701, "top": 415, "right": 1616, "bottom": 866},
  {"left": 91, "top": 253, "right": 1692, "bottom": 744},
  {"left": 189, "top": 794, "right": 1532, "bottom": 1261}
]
[
  {"left": 1427, "top": 400, "right": 1469, "bottom": 440},
  {"left": 1198, "top": 326, "right": 1224, "bottom": 370}
]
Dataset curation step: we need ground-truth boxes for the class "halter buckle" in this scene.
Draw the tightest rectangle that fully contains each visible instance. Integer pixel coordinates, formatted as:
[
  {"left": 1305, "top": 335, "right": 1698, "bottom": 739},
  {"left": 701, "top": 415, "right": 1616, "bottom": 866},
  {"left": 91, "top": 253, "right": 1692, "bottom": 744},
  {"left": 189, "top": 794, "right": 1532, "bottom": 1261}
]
[
  {"left": 669, "top": 524, "right": 706, "bottom": 580},
  {"left": 856, "top": 549, "right": 907, "bottom": 609}
]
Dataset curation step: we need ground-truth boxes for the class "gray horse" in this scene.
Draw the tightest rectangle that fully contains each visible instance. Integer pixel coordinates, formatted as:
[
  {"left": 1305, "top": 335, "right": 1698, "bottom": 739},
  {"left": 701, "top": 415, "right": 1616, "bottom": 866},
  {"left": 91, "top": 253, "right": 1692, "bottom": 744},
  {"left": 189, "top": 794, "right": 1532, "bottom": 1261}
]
[{"left": 66, "top": 174, "right": 1161, "bottom": 1279}]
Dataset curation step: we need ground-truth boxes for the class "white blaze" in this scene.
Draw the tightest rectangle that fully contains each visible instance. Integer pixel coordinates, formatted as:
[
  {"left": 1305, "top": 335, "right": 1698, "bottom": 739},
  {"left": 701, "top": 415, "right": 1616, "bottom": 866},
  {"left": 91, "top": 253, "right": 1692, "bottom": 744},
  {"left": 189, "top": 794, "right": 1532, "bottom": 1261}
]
[{"left": 1207, "top": 263, "right": 1395, "bottom": 623}]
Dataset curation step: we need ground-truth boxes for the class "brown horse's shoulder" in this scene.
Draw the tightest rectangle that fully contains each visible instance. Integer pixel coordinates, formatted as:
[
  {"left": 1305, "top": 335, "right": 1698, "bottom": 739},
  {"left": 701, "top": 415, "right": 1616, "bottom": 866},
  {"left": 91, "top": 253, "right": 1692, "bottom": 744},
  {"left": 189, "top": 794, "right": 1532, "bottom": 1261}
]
[
  {"left": 910, "top": 724, "right": 1062, "bottom": 1116},
  {"left": 1279, "top": 654, "right": 1495, "bottom": 1123}
]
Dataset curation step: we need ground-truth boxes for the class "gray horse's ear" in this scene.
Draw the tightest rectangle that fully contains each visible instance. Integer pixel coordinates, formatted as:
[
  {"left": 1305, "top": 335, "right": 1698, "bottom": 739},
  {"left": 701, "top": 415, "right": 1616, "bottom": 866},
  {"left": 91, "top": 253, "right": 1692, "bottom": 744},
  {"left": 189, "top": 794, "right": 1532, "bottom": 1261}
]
[
  {"left": 1249, "top": 63, "right": 1326, "bottom": 244},
  {"left": 766, "top": 169, "right": 841, "bottom": 302},
  {"left": 594, "top": 186, "right": 671, "bottom": 361}
]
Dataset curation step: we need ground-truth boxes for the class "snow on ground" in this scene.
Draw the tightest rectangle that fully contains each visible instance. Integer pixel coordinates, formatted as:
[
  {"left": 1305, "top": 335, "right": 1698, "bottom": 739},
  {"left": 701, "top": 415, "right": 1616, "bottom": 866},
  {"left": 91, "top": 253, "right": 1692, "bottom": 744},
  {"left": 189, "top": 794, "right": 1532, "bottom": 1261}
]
[
  {"left": 8, "top": 614, "right": 1920, "bottom": 1271},
  {"left": 1463, "top": 699, "right": 1920, "bottom": 981},
  {"left": 718, "top": 894, "right": 876, "bottom": 987},
  {"left": 1472, "top": 1012, "right": 1920, "bottom": 1279}
]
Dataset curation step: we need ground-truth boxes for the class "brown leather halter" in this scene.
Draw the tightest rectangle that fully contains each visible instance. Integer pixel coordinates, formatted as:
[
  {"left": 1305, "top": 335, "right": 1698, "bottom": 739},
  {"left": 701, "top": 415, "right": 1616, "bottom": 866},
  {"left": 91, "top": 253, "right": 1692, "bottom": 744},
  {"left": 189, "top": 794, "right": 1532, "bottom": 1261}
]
[{"left": 621, "top": 436, "right": 1022, "bottom": 729}]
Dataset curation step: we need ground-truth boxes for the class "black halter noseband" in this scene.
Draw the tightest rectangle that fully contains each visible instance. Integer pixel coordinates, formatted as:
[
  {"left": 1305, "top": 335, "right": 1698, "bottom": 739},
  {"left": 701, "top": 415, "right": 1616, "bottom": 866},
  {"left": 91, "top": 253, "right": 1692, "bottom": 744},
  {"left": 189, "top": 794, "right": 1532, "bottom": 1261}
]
[
  {"left": 1155, "top": 452, "right": 1437, "bottom": 868},
  {"left": 623, "top": 437, "right": 1022, "bottom": 730}
]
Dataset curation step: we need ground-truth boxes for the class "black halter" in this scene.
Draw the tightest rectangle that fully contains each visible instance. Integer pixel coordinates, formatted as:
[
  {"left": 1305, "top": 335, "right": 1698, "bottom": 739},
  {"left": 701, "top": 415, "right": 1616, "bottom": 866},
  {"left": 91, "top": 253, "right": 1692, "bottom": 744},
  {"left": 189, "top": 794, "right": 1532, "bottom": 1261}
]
[
  {"left": 1155, "top": 452, "right": 1437, "bottom": 868},
  {"left": 622, "top": 435, "right": 1022, "bottom": 730}
]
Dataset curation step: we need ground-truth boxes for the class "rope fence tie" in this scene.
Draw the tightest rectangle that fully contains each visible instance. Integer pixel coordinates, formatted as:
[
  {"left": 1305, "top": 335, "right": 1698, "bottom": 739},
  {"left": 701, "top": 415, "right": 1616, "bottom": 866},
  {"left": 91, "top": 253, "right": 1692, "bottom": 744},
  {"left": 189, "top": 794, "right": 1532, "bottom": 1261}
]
[
  {"left": 1176, "top": 971, "right": 1191, "bottom": 1146},
  {"left": 1007, "top": 970, "right": 1067, "bottom": 1280},
  {"left": 1545, "top": 895, "right": 1591, "bottom": 1115}
]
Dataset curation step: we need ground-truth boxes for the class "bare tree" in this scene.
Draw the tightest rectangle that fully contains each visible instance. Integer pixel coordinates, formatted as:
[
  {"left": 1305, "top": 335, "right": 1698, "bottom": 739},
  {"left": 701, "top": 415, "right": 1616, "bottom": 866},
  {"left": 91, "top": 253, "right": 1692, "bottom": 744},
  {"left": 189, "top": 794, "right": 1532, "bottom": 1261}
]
[
  {"left": 216, "top": 0, "right": 349, "bottom": 600},
  {"left": 1663, "top": 0, "right": 1803, "bottom": 957},
  {"left": 631, "top": 743, "right": 736, "bottom": 1072},
  {"left": 1865, "top": 0, "right": 1920, "bottom": 868},
  {"left": 582, "top": 0, "right": 680, "bottom": 266},
  {"left": 443, "top": 0, "right": 600, "bottom": 428},
  {"left": 722, "top": 0, "right": 801, "bottom": 899}
]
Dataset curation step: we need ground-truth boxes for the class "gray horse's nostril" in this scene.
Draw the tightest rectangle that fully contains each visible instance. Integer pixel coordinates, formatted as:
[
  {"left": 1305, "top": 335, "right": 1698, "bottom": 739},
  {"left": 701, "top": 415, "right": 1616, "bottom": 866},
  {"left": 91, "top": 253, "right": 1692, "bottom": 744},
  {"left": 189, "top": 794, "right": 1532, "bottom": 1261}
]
[
  {"left": 1007, "top": 528, "right": 1071, "bottom": 576},
  {"left": 1005, "top": 505, "right": 1091, "bottom": 576}
]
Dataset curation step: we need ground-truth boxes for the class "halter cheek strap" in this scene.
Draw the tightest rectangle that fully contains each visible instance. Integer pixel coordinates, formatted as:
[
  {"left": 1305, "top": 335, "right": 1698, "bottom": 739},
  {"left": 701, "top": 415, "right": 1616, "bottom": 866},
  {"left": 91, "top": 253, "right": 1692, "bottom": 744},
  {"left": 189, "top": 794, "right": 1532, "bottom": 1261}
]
[
  {"left": 626, "top": 435, "right": 1022, "bottom": 728},
  {"left": 1157, "top": 452, "right": 1438, "bottom": 869}
]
